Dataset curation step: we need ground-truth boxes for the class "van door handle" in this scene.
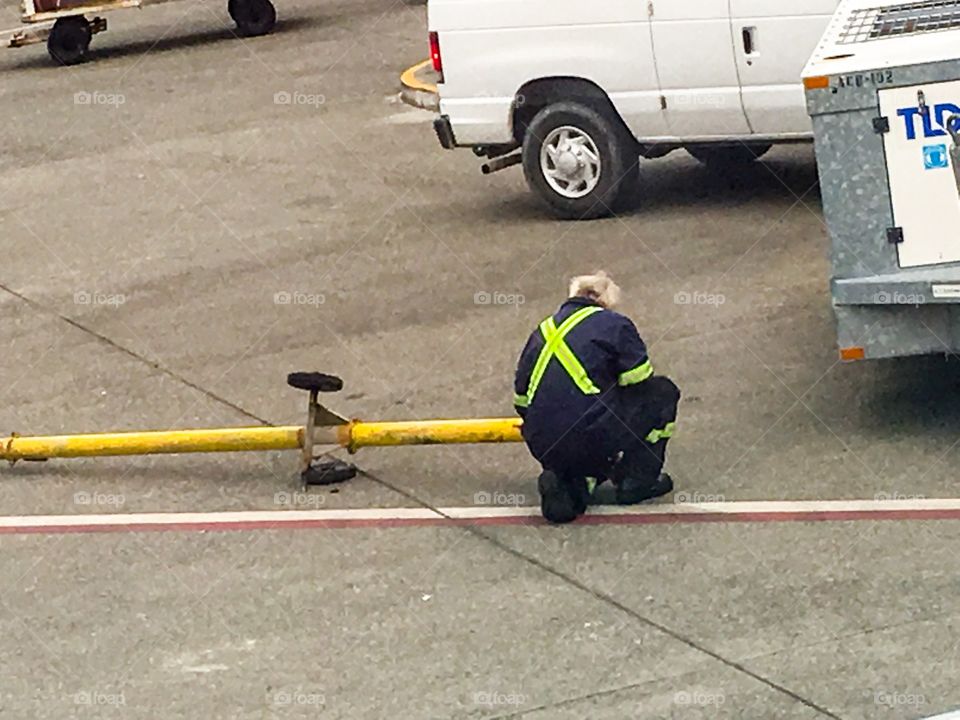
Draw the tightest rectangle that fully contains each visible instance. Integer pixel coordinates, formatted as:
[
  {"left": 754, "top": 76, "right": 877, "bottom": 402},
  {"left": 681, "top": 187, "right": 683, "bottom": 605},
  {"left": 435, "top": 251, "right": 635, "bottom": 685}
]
[{"left": 742, "top": 26, "right": 757, "bottom": 55}]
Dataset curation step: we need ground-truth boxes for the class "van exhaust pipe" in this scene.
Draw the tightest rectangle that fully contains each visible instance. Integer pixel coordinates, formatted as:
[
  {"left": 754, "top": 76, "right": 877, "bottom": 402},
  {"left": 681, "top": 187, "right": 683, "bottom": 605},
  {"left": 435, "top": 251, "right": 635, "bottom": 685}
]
[
  {"left": 481, "top": 152, "right": 522, "bottom": 175},
  {"left": 473, "top": 142, "right": 520, "bottom": 159}
]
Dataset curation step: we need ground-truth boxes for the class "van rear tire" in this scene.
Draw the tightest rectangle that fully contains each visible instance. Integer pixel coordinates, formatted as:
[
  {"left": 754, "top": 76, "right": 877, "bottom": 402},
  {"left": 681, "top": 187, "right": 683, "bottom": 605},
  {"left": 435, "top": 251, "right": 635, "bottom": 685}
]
[{"left": 521, "top": 101, "right": 636, "bottom": 220}]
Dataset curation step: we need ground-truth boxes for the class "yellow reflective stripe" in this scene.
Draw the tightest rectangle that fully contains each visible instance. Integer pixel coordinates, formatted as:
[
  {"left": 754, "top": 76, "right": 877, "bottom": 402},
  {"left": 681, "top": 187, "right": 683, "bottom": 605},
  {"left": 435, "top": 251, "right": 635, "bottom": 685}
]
[
  {"left": 645, "top": 421, "right": 676, "bottom": 444},
  {"left": 525, "top": 306, "right": 603, "bottom": 403},
  {"left": 555, "top": 305, "right": 602, "bottom": 334},
  {"left": 618, "top": 360, "right": 654, "bottom": 386},
  {"left": 513, "top": 393, "right": 529, "bottom": 408},
  {"left": 553, "top": 337, "right": 600, "bottom": 394},
  {"left": 526, "top": 318, "right": 559, "bottom": 402}
]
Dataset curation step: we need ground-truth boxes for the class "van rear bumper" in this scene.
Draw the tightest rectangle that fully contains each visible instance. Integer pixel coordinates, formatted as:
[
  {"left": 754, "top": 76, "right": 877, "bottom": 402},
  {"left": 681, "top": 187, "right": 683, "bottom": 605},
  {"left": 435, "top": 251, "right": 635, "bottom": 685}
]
[{"left": 433, "top": 115, "right": 456, "bottom": 149}]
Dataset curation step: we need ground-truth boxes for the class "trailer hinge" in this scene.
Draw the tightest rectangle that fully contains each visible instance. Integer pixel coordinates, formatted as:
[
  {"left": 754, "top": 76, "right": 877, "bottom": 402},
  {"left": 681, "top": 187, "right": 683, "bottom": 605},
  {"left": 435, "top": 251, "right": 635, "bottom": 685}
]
[
  {"left": 647, "top": 0, "right": 654, "bottom": 17},
  {"left": 660, "top": 95, "right": 667, "bottom": 110},
  {"left": 873, "top": 116, "right": 890, "bottom": 134},
  {"left": 886, "top": 226, "right": 904, "bottom": 244}
]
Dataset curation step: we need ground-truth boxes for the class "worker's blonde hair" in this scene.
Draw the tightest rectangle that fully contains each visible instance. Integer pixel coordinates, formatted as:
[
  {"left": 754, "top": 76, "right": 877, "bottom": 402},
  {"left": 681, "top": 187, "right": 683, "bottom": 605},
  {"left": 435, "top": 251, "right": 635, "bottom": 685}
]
[{"left": 568, "top": 271, "right": 621, "bottom": 309}]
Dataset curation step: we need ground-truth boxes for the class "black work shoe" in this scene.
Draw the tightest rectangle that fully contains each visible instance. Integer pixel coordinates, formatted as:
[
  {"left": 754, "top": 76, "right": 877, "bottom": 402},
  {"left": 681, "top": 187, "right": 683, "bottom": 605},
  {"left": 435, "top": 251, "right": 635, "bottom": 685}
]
[
  {"left": 569, "top": 476, "right": 594, "bottom": 515},
  {"left": 538, "top": 470, "right": 580, "bottom": 524},
  {"left": 615, "top": 472, "right": 674, "bottom": 505}
]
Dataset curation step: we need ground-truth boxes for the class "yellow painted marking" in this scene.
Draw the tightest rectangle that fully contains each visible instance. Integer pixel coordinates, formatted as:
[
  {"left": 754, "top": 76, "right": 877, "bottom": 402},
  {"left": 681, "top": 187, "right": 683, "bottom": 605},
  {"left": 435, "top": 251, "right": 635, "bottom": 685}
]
[{"left": 400, "top": 59, "right": 437, "bottom": 94}]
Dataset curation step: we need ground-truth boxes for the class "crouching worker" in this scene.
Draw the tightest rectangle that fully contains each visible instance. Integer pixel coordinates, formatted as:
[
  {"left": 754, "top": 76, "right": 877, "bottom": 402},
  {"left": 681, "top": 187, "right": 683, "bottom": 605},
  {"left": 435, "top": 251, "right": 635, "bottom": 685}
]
[{"left": 514, "top": 272, "right": 680, "bottom": 524}]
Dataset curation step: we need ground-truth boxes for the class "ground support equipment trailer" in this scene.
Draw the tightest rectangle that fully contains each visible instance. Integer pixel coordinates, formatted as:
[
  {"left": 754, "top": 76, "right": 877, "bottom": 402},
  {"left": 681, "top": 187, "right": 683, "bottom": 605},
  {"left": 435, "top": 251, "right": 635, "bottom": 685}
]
[
  {"left": 4, "top": 0, "right": 275, "bottom": 65},
  {"left": 805, "top": 0, "right": 960, "bottom": 361}
]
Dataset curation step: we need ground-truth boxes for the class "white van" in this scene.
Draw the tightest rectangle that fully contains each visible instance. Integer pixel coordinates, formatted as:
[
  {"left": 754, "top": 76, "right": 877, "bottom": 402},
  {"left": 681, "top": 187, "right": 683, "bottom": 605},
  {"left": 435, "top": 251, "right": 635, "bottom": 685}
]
[{"left": 428, "top": 0, "right": 839, "bottom": 218}]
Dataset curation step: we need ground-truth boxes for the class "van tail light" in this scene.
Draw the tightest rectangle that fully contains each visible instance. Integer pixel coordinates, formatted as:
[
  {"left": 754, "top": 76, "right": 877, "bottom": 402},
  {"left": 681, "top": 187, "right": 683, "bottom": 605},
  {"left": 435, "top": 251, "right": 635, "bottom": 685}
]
[{"left": 429, "top": 31, "right": 443, "bottom": 81}]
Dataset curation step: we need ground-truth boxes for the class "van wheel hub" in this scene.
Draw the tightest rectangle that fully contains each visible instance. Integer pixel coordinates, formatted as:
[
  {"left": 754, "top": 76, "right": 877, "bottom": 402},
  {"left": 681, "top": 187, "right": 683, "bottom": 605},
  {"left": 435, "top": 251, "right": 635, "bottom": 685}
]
[{"left": 541, "top": 126, "right": 601, "bottom": 199}]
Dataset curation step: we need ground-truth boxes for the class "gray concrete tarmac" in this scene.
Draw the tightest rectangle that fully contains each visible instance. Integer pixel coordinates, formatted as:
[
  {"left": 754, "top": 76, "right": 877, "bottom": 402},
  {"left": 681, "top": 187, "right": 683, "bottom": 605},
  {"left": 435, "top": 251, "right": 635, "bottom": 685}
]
[{"left": 1, "top": 1, "right": 958, "bottom": 717}]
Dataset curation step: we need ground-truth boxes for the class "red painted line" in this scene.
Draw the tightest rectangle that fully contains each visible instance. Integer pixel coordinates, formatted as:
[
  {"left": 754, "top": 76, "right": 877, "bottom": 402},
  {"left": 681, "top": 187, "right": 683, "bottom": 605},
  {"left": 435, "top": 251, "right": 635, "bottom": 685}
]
[
  {"left": 4, "top": 507, "right": 960, "bottom": 535},
  {"left": 576, "top": 509, "right": 960, "bottom": 525},
  {"left": 459, "top": 508, "right": 960, "bottom": 527}
]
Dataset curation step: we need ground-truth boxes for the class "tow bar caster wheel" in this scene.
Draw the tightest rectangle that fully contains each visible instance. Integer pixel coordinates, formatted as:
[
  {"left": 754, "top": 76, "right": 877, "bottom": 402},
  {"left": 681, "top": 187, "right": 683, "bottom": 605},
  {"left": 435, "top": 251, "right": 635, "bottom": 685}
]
[
  {"left": 301, "top": 459, "right": 357, "bottom": 487},
  {"left": 286, "top": 371, "right": 356, "bottom": 488},
  {"left": 47, "top": 16, "right": 92, "bottom": 65},
  {"left": 228, "top": 0, "right": 277, "bottom": 37}
]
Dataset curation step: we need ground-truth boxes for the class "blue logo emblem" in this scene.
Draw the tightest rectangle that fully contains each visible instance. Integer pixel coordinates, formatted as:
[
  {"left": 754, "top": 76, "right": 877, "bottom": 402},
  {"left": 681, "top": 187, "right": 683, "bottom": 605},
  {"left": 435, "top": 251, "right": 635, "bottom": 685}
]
[
  {"left": 924, "top": 144, "right": 949, "bottom": 169},
  {"left": 897, "top": 103, "right": 960, "bottom": 140}
]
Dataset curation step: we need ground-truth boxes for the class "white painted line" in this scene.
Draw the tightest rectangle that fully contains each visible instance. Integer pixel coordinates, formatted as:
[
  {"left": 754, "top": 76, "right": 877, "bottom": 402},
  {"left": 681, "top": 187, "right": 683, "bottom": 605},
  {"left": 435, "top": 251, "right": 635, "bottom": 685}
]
[
  {"left": 921, "top": 712, "right": 960, "bottom": 719},
  {"left": 0, "top": 506, "right": 441, "bottom": 529},
  {"left": 3, "top": 497, "right": 960, "bottom": 535}
]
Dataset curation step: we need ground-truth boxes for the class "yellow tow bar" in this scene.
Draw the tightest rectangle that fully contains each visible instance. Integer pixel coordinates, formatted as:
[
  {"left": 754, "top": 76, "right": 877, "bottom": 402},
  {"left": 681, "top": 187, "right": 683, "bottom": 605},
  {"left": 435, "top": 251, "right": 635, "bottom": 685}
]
[
  {"left": 1, "top": 372, "right": 523, "bottom": 485},
  {"left": 0, "top": 419, "right": 523, "bottom": 459}
]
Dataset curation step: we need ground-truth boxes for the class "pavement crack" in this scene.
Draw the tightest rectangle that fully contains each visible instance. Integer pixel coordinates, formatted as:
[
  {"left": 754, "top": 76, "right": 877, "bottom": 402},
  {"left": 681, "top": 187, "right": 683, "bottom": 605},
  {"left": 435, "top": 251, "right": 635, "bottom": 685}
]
[
  {"left": 488, "top": 680, "right": 661, "bottom": 719},
  {"left": 486, "top": 661, "right": 812, "bottom": 719},
  {"left": 349, "top": 470, "right": 845, "bottom": 720},
  {"left": 0, "top": 282, "right": 270, "bottom": 427},
  {"left": 463, "top": 526, "right": 845, "bottom": 720},
  {"left": 739, "top": 609, "right": 960, "bottom": 666}
]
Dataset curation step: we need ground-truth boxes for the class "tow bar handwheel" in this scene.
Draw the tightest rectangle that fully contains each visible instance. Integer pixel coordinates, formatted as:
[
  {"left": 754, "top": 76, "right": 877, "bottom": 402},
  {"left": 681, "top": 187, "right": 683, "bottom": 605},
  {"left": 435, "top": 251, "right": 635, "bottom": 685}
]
[{"left": 228, "top": 0, "right": 277, "bottom": 37}]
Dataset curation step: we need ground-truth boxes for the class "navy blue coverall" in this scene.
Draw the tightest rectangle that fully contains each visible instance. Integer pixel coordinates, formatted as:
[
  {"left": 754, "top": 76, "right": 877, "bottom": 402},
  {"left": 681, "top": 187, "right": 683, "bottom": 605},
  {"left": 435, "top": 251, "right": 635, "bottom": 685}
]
[{"left": 513, "top": 297, "right": 679, "bottom": 485}]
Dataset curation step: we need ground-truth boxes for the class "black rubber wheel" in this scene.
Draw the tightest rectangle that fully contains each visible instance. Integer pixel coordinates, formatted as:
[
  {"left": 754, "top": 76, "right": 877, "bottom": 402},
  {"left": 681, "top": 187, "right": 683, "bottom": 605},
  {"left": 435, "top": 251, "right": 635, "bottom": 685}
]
[
  {"left": 47, "top": 16, "right": 92, "bottom": 66},
  {"left": 686, "top": 143, "right": 772, "bottom": 167},
  {"left": 521, "top": 101, "right": 637, "bottom": 220},
  {"left": 286, "top": 371, "right": 343, "bottom": 393},
  {"left": 228, "top": 0, "right": 276, "bottom": 36},
  {"left": 302, "top": 460, "right": 356, "bottom": 486}
]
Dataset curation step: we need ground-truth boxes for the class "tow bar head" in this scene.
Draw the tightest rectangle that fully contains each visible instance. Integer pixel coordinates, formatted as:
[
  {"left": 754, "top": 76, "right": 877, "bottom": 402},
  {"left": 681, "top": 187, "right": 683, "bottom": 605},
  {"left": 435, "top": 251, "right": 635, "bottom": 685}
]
[{"left": 286, "top": 372, "right": 357, "bottom": 487}]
